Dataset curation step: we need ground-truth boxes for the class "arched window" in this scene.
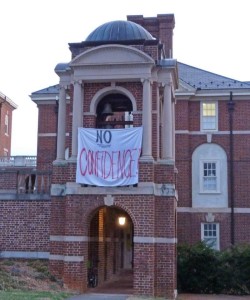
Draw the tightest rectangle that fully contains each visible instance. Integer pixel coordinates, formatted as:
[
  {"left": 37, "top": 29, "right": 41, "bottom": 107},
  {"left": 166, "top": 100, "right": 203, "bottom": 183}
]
[
  {"left": 96, "top": 93, "right": 133, "bottom": 129},
  {"left": 192, "top": 143, "right": 228, "bottom": 208}
]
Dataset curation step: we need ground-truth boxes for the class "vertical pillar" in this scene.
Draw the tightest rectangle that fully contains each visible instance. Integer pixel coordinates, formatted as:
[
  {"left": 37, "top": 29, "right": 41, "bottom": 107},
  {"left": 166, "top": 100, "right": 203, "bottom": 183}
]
[
  {"left": 156, "top": 84, "right": 160, "bottom": 159},
  {"left": 172, "top": 98, "right": 176, "bottom": 160},
  {"left": 162, "top": 83, "right": 173, "bottom": 160},
  {"left": 141, "top": 79, "right": 153, "bottom": 159},
  {"left": 56, "top": 85, "right": 67, "bottom": 161},
  {"left": 71, "top": 81, "right": 83, "bottom": 160},
  {"left": 98, "top": 208, "right": 105, "bottom": 285}
]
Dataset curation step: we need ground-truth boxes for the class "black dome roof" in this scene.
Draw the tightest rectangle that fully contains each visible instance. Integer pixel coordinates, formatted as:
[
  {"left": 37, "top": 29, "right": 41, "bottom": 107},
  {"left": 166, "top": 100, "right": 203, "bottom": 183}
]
[{"left": 86, "top": 20, "right": 154, "bottom": 42}]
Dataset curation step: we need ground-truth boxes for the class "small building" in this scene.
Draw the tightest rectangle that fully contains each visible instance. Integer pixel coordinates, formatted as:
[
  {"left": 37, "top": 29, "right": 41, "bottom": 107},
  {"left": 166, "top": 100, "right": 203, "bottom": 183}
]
[{"left": 0, "top": 91, "right": 17, "bottom": 156}]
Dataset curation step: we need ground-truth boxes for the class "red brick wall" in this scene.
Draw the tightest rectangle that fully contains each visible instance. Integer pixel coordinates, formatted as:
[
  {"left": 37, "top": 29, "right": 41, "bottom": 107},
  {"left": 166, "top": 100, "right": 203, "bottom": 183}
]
[
  {"left": 176, "top": 97, "right": 250, "bottom": 249},
  {"left": 0, "top": 101, "right": 14, "bottom": 156},
  {"left": 0, "top": 169, "right": 18, "bottom": 189},
  {"left": 0, "top": 200, "right": 50, "bottom": 252},
  {"left": 175, "top": 100, "right": 189, "bottom": 131},
  {"left": 49, "top": 193, "right": 177, "bottom": 297},
  {"left": 37, "top": 103, "right": 58, "bottom": 169},
  {"left": 127, "top": 14, "right": 175, "bottom": 58}
]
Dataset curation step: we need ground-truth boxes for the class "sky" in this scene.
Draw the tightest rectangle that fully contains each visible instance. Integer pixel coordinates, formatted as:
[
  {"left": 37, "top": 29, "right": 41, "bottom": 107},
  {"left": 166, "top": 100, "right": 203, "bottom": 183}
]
[{"left": 1, "top": 0, "right": 250, "bottom": 155}]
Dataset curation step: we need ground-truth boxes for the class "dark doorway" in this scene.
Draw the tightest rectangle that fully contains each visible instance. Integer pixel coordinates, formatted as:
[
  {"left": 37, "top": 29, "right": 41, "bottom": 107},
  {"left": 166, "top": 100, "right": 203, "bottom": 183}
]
[{"left": 88, "top": 207, "right": 133, "bottom": 293}]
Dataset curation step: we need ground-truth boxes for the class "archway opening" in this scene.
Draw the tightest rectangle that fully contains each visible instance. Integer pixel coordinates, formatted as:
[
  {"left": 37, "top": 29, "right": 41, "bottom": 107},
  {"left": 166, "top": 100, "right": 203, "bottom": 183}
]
[
  {"left": 88, "top": 206, "right": 134, "bottom": 293},
  {"left": 96, "top": 93, "right": 133, "bottom": 129}
]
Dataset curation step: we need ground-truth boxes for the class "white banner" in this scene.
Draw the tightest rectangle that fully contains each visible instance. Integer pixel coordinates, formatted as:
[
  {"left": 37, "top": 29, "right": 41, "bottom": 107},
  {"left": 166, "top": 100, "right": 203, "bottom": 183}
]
[{"left": 76, "top": 127, "right": 143, "bottom": 186}]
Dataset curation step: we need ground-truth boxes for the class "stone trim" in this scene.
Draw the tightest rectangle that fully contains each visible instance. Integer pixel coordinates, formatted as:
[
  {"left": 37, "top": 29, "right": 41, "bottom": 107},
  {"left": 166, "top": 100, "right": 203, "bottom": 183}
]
[
  {"left": 176, "top": 130, "right": 250, "bottom": 135},
  {"left": 50, "top": 235, "right": 178, "bottom": 244},
  {"left": 50, "top": 235, "right": 88, "bottom": 242},
  {"left": 50, "top": 236, "right": 115, "bottom": 243},
  {"left": 51, "top": 182, "right": 176, "bottom": 197},
  {"left": 38, "top": 133, "right": 69, "bottom": 137},
  {"left": 177, "top": 207, "right": 250, "bottom": 213},
  {"left": 134, "top": 237, "right": 177, "bottom": 244},
  {"left": 1, "top": 251, "right": 49, "bottom": 259},
  {"left": 0, "top": 194, "right": 50, "bottom": 201},
  {"left": 235, "top": 208, "right": 250, "bottom": 213},
  {"left": 49, "top": 255, "right": 84, "bottom": 262}
]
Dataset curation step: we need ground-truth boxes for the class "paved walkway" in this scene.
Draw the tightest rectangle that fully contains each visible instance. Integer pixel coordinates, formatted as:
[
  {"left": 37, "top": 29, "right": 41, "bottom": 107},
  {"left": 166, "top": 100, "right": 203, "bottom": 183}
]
[
  {"left": 66, "top": 269, "right": 250, "bottom": 299},
  {"left": 67, "top": 293, "right": 250, "bottom": 300},
  {"left": 178, "top": 295, "right": 250, "bottom": 300},
  {"left": 68, "top": 294, "right": 129, "bottom": 300}
]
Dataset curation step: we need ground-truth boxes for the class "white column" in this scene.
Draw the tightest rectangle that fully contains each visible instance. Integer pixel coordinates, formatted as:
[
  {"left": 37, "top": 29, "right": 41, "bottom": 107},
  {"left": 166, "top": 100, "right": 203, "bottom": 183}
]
[
  {"left": 172, "top": 98, "right": 176, "bottom": 160},
  {"left": 56, "top": 85, "right": 67, "bottom": 161},
  {"left": 141, "top": 79, "right": 152, "bottom": 159},
  {"left": 156, "top": 84, "right": 160, "bottom": 159},
  {"left": 71, "top": 81, "right": 83, "bottom": 160},
  {"left": 162, "top": 83, "right": 173, "bottom": 159}
]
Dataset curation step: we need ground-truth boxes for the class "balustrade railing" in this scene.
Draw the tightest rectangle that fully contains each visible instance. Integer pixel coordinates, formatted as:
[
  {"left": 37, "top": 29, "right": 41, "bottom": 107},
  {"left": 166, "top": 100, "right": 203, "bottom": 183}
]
[
  {"left": 17, "top": 170, "right": 51, "bottom": 195},
  {"left": 0, "top": 156, "right": 37, "bottom": 167},
  {"left": 0, "top": 156, "right": 52, "bottom": 196}
]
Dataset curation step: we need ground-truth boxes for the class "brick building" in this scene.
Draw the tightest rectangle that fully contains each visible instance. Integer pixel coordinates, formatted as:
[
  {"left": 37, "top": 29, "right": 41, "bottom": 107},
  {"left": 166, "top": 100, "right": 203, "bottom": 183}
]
[
  {"left": 0, "top": 91, "right": 17, "bottom": 156},
  {"left": 175, "top": 63, "right": 250, "bottom": 250},
  {"left": 1, "top": 13, "right": 250, "bottom": 300},
  {"left": 31, "top": 14, "right": 178, "bottom": 299}
]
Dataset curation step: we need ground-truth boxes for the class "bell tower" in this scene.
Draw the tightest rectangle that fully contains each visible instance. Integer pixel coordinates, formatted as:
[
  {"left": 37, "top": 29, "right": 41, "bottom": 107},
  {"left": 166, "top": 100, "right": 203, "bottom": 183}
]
[{"left": 49, "top": 14, "right": 178, "bottom": 299}]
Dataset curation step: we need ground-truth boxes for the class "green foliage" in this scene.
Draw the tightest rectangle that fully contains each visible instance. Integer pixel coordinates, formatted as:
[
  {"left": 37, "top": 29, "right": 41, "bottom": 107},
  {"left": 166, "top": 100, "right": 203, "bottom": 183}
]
[
  {"left": 0, "top": 259, "right": 63, "bottom": 292},
  {"left": 2, "top": 260, "right": 15, "bottom": 267},
  {"left": 27, "top": 260, "right": 49, "bottom": 276},
  {"left": 0, "top": 270, "right": 19, "bottom": 292},
  {"left": 219, "top": 244, "right": 250, "bottom": 294},
  {"left": 0, "top": 291, "right": 73, "bottom": 300},
  {"left": 177, "top": 242, "right": 250, "bottom": 295},
  {"left": 177, "top": 241, "right": 221, "bottom": 294}
]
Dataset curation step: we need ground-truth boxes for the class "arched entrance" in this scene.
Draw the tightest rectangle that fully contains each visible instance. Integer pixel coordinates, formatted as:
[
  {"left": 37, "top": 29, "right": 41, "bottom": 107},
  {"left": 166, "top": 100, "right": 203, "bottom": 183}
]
[{"left": 88, "top": 206, "right": 134, "bottom": 293}]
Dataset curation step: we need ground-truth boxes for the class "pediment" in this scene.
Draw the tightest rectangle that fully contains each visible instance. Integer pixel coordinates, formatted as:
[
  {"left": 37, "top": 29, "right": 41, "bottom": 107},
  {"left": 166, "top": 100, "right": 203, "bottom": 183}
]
[
  {"left": 176, "top": 79, "right": 196, "bottom": 93},
  {"left": 70, "top": 44, "right": 154, "bottom": 67}
]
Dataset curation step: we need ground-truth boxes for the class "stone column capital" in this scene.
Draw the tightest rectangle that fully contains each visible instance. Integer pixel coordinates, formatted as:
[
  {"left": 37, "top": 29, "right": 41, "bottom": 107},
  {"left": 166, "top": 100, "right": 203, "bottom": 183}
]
[
  {"left": 162, "top": 81, "right": 173, "bottom": 88},
  {"left": 59, "top": 84, "right": 69, "bottom": 90},
  {"left": 72, "top": 80, "right": 83, "bottom": 86},
  {"left": 141, "top": 78, "right": 153, "bottom": 85}
]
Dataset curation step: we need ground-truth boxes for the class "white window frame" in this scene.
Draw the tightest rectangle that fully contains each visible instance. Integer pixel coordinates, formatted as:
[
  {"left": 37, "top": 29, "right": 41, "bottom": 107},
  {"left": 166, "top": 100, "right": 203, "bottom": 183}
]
[
  {"left": 199, "top": 160, "right": 220, "bottom": 193},
  {"left": 200, "top": 101, "right": 218, "bottom": 131},
  {"left": 201, "top": 223, "right": 220, "bottom": 250}
]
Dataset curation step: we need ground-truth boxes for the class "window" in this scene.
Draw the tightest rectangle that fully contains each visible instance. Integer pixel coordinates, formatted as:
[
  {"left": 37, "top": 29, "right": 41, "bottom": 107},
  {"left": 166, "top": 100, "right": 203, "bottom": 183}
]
[
  {"left": 201, "top": 102, "right": 217, "bottom": 131},
  {"left": 192, "top": 144, "right": 228, "bottom": 208},
  {"left": 201, "top": 223, "right": 220, "bottom": 250},
  {"left": 5, "top": 114, "right": 9, "bottom": 135},
  {"left": 200, "top": 160, "right": 220, "bottom": 193}
]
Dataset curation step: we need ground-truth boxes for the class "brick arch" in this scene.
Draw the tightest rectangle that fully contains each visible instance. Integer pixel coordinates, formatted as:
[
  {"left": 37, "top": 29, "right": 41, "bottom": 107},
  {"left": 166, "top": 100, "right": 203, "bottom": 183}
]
[
  {"left": 87, "top": 201, "right": 135, "bottom": 285},
  {"left": 89, "top": 86, "right": 137, "bottom": 114},
  {"left": 85, "top": 201, "right": 137, "bottom": 230},
  {"left": 111, "top": 202, "right": 138, "bottom": 232}
]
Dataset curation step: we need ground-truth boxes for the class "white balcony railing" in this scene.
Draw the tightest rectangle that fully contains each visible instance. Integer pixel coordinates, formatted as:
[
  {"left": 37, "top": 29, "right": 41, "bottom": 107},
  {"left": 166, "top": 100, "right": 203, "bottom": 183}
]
[{"left": 0, "top": 156, "right": 37, "bottom": 167}]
